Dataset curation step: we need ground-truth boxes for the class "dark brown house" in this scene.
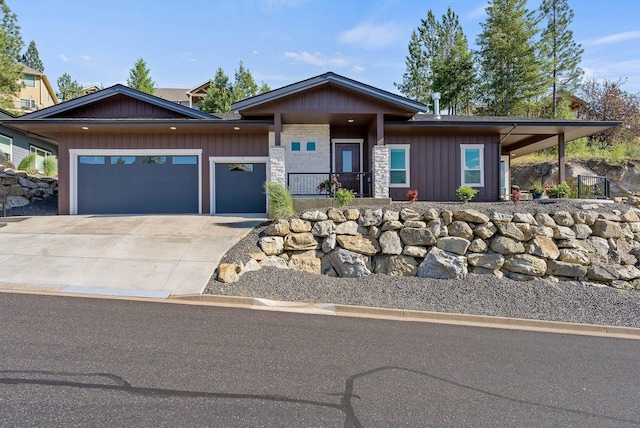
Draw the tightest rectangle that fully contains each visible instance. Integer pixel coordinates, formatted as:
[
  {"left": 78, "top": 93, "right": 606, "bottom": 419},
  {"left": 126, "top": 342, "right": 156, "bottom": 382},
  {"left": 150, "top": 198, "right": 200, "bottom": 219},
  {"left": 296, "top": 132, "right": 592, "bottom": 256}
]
[{"left": 3, "top": 72, "right": 619, "bottom": 215}]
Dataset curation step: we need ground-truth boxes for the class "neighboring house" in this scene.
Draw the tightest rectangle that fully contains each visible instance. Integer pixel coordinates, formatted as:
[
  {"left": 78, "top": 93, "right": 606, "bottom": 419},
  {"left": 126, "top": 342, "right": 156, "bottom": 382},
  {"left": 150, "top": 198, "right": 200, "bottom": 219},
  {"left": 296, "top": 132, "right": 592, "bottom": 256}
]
[
  {"left": 155, "top": 88, "right": 191, "bottom": 106},
  {"left": 83, "top": 86, "right": 102, "bottom": 95},
  {"left": 4, "top": 72, "right": 619, "bottom": 216},
  {"left": 0, "top": 108, "right": 58, "bottom": 170},
  {"left": 14, "top": 65, "right": 59, "bottom": 113}
]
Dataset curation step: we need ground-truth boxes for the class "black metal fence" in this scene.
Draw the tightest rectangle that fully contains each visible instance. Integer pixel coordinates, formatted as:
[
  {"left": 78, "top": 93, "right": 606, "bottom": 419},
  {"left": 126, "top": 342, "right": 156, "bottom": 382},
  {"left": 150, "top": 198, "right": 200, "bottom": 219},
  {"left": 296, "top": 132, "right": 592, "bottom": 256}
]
[
  {"left": 577, "top": 175, "right": 610, "bottom": 199},
  {"left": 287, "top": 172, "right": 372, "bottom": 197}
]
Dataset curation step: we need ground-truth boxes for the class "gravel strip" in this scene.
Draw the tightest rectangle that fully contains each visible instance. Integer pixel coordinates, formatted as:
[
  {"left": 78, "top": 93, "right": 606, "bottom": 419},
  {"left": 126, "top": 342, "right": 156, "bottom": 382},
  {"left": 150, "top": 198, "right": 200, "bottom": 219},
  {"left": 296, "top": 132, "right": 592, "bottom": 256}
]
[{"left": 207, "top": 200, "right": 640, "bottom": 328}]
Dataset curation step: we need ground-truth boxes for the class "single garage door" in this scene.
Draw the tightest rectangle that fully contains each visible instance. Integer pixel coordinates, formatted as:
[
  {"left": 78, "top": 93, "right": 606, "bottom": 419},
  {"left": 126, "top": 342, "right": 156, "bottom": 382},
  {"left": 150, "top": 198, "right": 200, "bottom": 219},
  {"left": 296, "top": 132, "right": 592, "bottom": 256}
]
[
  {"left": 77, "top": 155, "right": 199, "bottom": 214},
  {"left": 215, "top": 162, "right": 266, "bottom": 214}
]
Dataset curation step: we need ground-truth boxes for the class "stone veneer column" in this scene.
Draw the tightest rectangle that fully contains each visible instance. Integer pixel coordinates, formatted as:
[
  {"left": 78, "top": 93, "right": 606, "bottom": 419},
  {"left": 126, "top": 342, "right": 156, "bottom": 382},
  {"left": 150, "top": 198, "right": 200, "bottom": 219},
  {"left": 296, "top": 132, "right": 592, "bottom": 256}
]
[
  {"left": 269, "top": 145, "right": 286, "bottom": 187},
  {"left": 372, "top": 145, "right": 390, "bottom": 199}
]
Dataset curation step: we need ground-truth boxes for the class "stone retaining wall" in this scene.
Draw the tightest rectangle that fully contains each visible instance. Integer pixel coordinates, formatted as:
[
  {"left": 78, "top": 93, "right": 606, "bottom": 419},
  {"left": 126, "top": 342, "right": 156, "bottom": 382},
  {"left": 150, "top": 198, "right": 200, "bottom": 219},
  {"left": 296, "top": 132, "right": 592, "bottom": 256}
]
[
  {"left": 218, "top": 206, "right": 640, "bottom": 290},
  {"left": 0, "top": 167, "right": 58, "bottom": 209}
]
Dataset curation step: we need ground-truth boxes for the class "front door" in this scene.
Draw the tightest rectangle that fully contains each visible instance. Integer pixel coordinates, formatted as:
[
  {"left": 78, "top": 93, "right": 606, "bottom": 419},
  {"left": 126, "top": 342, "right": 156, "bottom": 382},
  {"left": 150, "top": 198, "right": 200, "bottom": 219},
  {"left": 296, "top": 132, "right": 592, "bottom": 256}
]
[{"left": 334, "top": 143, "right": 361, "bottom": 194}]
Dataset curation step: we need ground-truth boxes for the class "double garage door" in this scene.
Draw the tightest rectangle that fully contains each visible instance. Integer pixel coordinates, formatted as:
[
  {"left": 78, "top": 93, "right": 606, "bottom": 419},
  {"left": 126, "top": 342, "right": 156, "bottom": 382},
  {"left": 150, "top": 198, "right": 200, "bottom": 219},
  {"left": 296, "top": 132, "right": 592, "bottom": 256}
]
[{"left": 75, "top": 154, "right": 266, "bottom": 215}]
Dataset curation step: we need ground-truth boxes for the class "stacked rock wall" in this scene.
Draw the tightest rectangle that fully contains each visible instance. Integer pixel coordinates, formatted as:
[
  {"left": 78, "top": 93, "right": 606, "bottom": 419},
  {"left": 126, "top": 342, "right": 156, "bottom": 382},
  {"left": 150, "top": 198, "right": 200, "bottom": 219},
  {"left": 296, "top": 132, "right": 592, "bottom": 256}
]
[
  {"left": 219, "top": 206, "right": 640, "bottom": 290},
  {"left": 0, "top": 167, "right": 58, "bottom": 209}
]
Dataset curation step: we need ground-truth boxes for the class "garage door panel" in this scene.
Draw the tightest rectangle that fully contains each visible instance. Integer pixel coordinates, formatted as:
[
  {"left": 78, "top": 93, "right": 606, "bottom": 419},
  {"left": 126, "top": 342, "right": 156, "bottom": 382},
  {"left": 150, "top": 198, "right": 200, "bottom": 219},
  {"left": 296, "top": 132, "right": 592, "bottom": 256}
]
[
  {"left": 215, "top": 163, "right": 266, "bottom": 214},
  {"left": 77, "top": 155, "right": 199, "bottom": 215}
]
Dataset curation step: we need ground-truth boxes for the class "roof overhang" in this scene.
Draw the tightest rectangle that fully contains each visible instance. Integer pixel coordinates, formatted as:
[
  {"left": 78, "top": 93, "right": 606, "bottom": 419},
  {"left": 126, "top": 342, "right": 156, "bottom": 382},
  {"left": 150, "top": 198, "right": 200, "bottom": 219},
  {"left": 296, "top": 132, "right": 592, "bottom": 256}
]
[
  {"left": 2, "top": 118, "right": 273, "bottom": 139},
  {"left": 386, "top": 118, "right": 621, "bottom": 157}
]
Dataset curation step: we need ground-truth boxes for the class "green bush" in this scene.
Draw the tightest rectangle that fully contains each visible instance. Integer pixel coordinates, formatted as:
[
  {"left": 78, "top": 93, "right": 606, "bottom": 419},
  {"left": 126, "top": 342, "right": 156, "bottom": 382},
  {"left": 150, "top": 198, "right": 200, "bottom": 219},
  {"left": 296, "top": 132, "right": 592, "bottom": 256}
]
[
  {"left": 17, "top": 153, "right": 38, "bottom": 174},
  {"left": 456, "top": 185, "right": 478, "bottom": 202},
  {"left": 334, "top": 188, "right": 355, "bottom": 206},
  {"left": 264, "top": 182, "right": 295, "bottom": 219},
  {"left": 549, "top": 181, "right": 571, "bottom": 198},
  {"left": 43, "top": 156, "right": 58, "bottom": 177}
]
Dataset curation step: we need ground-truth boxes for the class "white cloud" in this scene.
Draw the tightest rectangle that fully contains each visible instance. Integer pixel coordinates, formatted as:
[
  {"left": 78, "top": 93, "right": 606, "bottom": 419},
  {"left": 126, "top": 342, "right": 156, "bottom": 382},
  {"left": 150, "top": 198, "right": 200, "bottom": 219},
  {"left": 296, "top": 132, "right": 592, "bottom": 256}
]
[
  {"left": 284, "top": 51, "right": 348, "bottom": 68},
  {"left": 253, "top": 50, "right": 259, "bottom": 55},
  {"left": 59, "top": 54, "right": 68, "bottom": 62},
  {"left": 349, "top": 65, "right": 365, "bottom": 73},
  {"left": 81, "top": 55, "right": 91, "bottom": 61},
  {"left": 587, "top": 31, "right": 640, "bottom": 46},
  {"left": 337, "top": 22, "right": 403, "bottom": 49},
  {"left": 467, "top": 4, "right": 487, "bottom": 20}
]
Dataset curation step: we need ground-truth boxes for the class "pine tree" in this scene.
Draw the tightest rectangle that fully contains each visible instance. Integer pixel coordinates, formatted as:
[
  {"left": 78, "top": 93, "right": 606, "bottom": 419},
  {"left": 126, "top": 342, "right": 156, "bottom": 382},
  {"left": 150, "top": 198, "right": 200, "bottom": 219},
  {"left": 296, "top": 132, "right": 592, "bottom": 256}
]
[
  {"left": 200, "top": 67, "right": 232, "bottom": 113},
  {"left": 476, "top": 0, "right": 545, "bottom": 116},
  {"left": 0, "top": 0, "right": 23, "bottom": 111},
  {"left": 56, "top": 72, "right": 84, "bottom": 102},
  {"left": 395, "top": 7, "right": 474, "bottom": 113},
  {"left": 21, "top": 40, "right": 44, "bottom": 72},
  {"left": 127, "top": 58, "right": 155, "bottom": 95},
  {"left": 200, "top": 63, "right": 270, "bottom": 113},
  {"left": 538, "top": 0, "right": 583, "bottom": 118}
]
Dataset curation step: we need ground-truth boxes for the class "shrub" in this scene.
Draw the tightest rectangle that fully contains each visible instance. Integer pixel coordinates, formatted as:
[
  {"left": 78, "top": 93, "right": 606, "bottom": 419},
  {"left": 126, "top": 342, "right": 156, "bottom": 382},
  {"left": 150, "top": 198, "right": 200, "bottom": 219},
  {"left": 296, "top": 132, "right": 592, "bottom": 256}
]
[
  {"left": 316, "top": 174, "right": 341, "bottom": 195},
  {"left": 549, "top": 181, "right": 571, "bottom": 198},
  {"left": 17, "top": 153, "right": 38, "bottom": 174},
  {"left": 264, "top": 182, "right": 295, "bottom": 219},
  {"left": 43, "top": 156, "right": 58, "bottom": 177},
  {"left": 334, "top": 188, "right": 355, "bottom": 206},
  {"left": 406, "top": 189, "right": 418, "bottom": 202},
  {"left": 456, "top": 185, "right": 478, "bottom": 202}
]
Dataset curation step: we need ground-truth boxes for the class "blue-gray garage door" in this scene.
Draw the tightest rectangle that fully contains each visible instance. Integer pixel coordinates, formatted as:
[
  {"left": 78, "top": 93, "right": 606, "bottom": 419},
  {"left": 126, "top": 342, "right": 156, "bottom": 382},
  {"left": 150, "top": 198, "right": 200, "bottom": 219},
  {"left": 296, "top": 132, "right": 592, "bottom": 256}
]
[
  {"left": 77, "top": 155, "right": 199, "bottom": 214},
  {"left": 215, "top": 162, "right": 266, "bottom": 213}
]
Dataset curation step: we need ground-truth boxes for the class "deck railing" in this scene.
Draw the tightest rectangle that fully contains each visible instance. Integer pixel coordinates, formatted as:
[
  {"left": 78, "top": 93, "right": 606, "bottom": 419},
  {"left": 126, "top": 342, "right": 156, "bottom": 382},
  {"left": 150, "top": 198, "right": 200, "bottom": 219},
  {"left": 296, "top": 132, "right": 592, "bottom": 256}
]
[
  {"left": 287, "top": 172, "right": 372, "bottom": 197},
  {"left": 577, "top": 175, "right": 610, "bottom": 199}
]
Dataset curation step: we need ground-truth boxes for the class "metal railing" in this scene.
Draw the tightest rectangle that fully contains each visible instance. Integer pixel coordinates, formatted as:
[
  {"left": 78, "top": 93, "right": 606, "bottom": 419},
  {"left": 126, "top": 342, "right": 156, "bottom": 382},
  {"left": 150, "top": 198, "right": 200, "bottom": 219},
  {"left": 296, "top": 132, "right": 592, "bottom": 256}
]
[
  {"left": 287, "top": 172, "right": 372, "bottom": 197},
  {"left": 577, "top": 175, "right": 610, "bottom": 199}
]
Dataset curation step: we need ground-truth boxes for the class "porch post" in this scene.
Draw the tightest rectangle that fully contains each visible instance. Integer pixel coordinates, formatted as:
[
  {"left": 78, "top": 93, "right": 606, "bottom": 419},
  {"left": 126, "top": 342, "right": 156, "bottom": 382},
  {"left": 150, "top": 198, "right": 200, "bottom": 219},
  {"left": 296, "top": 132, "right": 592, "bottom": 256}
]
[
  {"left": 372, "top": 145, "right": 390, "bottom": 198},
  {"left": 269, "top": 145, "right": 286, "bottom": 187},
  {"left": 376, "top": 112, "right": 384, "bottom": 145},
  {"left": 274, "top": 112, "right": 282, "bottom": 147},
  {"left": 558, "top": 132, "right": 565, "bottom": 183}
]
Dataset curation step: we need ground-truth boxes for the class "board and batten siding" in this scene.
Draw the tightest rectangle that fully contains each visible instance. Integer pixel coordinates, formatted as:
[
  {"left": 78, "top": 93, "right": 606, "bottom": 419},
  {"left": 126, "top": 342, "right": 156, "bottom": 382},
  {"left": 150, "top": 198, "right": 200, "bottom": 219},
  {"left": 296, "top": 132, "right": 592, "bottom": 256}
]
[
  {"left": 385, "top": 133, "right": 500, "bottom": 202},
  {"left": 57, "top": 131, "right": 269, "bottom": 214}
]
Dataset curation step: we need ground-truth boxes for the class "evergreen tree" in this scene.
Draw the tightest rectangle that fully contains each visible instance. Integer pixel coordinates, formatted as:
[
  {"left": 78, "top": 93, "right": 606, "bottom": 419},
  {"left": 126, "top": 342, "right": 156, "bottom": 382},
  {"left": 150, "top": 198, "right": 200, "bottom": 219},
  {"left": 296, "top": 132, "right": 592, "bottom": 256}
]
[
  {"left": 127, "top": 58, "right": 155, "bottom": 95},
  {"left": 476, "top": 0, "right": 545, "bottom": 116},
  {"left": 0, "top": 0, "right": 23, "bottom": 111},
  {"left": 56, "top": 72, "right": 84, "bottom": 102},
  {"left": 200, "top": 67, "right": 232, "bottom": 114},
  {"left": 21, "top": 40, "right": 44, "bottom": 72},
  {"left": 395, "top": 7, "right": 474, "bottom": 114},
  {"left": 200, "top": 62, "right": 270, "bottom": 113},
  {"left": 538, "top": 0, "right": 583, "bottom": 118}
]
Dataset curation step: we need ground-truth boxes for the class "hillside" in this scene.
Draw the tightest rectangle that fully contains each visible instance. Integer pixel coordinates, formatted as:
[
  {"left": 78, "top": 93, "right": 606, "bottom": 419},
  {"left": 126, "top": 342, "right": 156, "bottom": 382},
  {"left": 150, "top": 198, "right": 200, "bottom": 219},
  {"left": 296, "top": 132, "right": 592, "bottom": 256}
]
[{"left": 511, "top": 159, "right": 640, "bottom": 201}]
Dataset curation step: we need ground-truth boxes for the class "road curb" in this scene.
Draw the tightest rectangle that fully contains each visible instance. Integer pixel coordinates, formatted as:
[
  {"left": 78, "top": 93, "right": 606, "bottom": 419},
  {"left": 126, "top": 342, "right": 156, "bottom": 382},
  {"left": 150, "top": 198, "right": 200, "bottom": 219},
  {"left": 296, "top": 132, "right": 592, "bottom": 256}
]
[{"left": 174, "top": 294, "right": 640, "bottom": 340}]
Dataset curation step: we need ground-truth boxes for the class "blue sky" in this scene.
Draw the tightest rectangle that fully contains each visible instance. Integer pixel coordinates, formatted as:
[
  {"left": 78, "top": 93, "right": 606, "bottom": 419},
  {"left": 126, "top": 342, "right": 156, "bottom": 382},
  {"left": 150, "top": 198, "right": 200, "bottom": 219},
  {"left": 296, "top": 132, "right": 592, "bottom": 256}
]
[{"left": 10, "top": 0, "right": 640, "bottom": 95}]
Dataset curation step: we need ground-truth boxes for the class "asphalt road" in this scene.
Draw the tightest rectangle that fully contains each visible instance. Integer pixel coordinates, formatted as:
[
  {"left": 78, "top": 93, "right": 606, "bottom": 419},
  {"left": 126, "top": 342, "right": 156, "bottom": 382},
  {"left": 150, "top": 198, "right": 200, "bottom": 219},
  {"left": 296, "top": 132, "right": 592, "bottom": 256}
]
[{"left": 1, "top": 293, "right": 639, "bottom": 427}]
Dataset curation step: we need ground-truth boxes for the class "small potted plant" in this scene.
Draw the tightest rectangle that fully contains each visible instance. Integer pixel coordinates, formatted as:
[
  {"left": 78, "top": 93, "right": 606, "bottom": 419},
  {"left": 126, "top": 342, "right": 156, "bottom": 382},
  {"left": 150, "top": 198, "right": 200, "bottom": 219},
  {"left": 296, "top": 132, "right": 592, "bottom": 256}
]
[
  {"left": 548, "top": 181, "right": 571, "bottom": 198},
  {"left": 316, "top": 174, "right": 341, "bottom": 195},
  {"left": 528, "top": 179, "right": 545, "bottom": 199}
]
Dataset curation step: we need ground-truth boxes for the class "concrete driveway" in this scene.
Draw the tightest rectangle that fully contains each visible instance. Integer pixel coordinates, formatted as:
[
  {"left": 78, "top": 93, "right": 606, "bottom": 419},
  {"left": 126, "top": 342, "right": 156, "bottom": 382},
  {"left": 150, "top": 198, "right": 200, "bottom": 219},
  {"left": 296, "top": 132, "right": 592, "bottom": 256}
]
[{"left": 0, "top": 215, "right": 264, "bottom": 298}]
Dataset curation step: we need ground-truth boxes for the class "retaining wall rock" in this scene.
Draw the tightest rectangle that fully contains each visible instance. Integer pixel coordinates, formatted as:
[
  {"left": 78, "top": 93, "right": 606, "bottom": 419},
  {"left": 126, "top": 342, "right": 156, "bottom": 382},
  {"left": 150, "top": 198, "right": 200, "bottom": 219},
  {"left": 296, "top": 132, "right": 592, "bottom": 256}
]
[
  {"left": 0, "top": 167, "right": 58, "bottom": 209},
  {"left": 219, "top": 206, "right": 640, "bottom": 290}
]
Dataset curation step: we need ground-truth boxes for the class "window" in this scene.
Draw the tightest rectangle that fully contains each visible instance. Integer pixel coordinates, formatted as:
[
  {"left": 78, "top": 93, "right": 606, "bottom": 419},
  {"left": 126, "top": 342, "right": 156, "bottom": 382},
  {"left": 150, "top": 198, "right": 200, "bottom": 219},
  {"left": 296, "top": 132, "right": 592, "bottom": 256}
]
[
  {"left": 142, "top": 156, "right": 166, "bottom": 164},
  {"left": 20, "top": 98, "right": 36, "bottom": 110},
  {"left": 23, "top": 75, "right": 36, "bottom": 87},
  {"left": 79, "top": 156, "right": 105, "bottom": 165},
  {"left": 389, "top": 145, "right": 410, "bottom": 187},
  {"left": 291, "top": 142, "right": 300, "bottom": 151},
  {"left": 0, "top": 134, "right": 11, "bottom": 160},
  {"left": 111, "top": 156, "right": 136, "bottom": 165},
  {"left": 306, "top": 142, "right": 316, "bottom": 151},
  {"left": 461, "top": 144, "right": 484, "bottom": 187},
  {"left": 228, "top": 163, "right": 253, "bottom": 172},
  {"left": 172, "top": 156, "right": 198, "bottom": 165}
]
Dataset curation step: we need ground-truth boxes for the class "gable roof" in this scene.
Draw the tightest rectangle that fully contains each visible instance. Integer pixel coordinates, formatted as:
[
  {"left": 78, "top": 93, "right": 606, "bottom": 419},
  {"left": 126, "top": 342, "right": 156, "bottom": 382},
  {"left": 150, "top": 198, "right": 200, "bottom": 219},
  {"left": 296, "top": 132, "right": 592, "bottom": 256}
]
[
  {"left": 231, "top": 71, "right": 429, "bottom": 114},
  {"left": 21, "top": 65, "right": 60, "bottom": 105},
  {"left": 22, "top": 84, "right": 215, "bottom": 119}
]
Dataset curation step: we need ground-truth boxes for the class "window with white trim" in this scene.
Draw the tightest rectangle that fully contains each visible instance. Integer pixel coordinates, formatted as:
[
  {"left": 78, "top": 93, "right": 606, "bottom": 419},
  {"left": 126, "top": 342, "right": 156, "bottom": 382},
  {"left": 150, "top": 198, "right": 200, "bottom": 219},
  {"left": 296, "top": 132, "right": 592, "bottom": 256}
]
[
  {"left": 23, "top": 75, "right": 36, "bottom": 87},
  {"left": 389, "top": 145, "right": 410, "bottom": 187},
  {"left": 0, "top": 134, "right": 12, "bottom": 160},
  {"left": 460, "top": 144, "right": 484, "bottom": 187}
]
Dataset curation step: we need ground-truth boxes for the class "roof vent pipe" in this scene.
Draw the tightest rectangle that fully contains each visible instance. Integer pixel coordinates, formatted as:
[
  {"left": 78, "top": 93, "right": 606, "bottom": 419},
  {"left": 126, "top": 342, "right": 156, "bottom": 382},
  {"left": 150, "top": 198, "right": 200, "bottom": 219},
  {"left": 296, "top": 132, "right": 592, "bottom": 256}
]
[{"left": 432, "top": 92, "right": 441, "bottom": 119}]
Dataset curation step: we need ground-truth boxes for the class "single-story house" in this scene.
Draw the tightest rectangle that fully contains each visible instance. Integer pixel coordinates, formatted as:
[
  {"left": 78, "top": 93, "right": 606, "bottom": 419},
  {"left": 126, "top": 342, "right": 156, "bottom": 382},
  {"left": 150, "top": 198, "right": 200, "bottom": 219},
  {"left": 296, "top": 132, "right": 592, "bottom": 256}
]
[
  {"left": 2, "top": 72, "right": 619, "bottom": 216},
  {"left": 0, "top": 107, "right": 58, "bottom": 170}
]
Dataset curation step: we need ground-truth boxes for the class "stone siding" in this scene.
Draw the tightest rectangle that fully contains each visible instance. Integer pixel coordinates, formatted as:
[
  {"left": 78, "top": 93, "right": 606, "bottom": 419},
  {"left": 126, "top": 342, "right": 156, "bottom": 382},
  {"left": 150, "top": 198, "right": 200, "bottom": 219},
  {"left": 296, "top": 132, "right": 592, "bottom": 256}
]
[
  {"left": 218, "top": 206, "right": 640, "bottom": 290},
  {"left": 372, "top": 145, "right": 390, "bottom": 199}
]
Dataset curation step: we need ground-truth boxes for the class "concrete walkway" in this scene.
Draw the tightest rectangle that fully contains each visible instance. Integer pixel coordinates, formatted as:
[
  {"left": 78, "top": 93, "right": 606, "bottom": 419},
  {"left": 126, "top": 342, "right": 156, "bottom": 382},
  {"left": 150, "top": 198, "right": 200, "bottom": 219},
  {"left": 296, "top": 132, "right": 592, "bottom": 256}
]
[{"left": 0, "top": 215, "right": 264, "bottom": 298}]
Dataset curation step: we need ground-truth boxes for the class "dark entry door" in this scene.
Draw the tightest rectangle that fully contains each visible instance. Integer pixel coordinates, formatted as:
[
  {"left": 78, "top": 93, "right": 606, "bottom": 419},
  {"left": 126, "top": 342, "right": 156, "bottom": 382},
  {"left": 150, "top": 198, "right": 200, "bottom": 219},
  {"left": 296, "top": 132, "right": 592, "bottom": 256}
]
[{"left": 335, "top": 143, "right": 360, "bottom": 194}]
